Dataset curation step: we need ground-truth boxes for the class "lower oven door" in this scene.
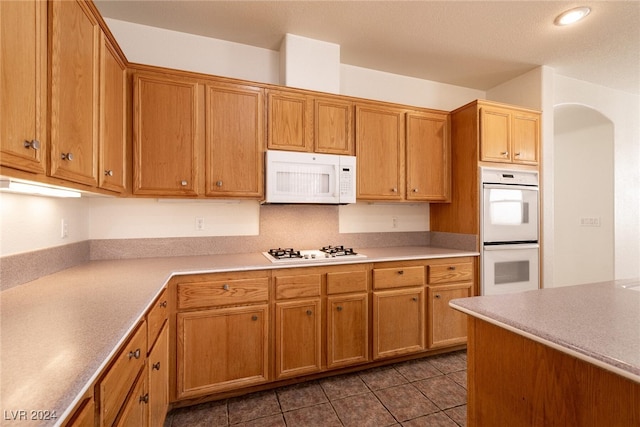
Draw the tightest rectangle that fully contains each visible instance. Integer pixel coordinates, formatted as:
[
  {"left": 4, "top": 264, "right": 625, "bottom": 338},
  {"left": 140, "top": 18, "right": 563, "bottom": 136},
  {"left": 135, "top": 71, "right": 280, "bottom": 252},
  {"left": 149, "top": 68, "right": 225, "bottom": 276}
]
[{"left": 482, "top": 243, "right": 539, "bottom": 295}]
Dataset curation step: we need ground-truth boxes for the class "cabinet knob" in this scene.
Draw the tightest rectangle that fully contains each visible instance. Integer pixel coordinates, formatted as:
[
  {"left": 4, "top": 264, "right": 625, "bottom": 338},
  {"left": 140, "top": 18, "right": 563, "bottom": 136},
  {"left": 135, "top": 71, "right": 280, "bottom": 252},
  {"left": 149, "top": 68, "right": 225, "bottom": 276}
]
[
  {"left": 398, "top": 270, "right": 404, "bottom": 275},
  {"left": 391, "top": 188, "right": 398, "bottom": 193},
  {"left": 104, "top": 169, "right": 114, "bottom": 176},
  {"left": 61, "top": 152, "right": 74, "bottom": 161},
  {"left": 180, "top": 180, "right": 188, "bottom": 186},
  {"left": 152, "top": 362, "right": 161, "bottom": 371},
  {"left": 337, "top": 306, "right": 343, "bottom": 312},
  {"left": 448, "top": 266, "right": 456, "bottom": 270},
  {"left": 222, "top": 284, "right": 230, "bottom": 291},
  {"left": 128, "top": 348, "right": 141, "bottom": 360},
  {"left": 515, "top": 152, "right": 521, "bottom": 157},
  {"left": 435, "top": 294, "right": 441, "bottom": 299},
  {"left": 216, "top": 180, "right": 223, "bottom": 187},
  {"left": 501, "top": 151, "right": 509, "bottom": 157},
  {"left": 411, "top": 297, "right": 418, "bottom": 302},
  {"left": 139, "top": 393, "right": 149, "bottom": 404},
  {"left": 306, "top": 310, "right": 313, "bottom": 316},
  {"left": 24, "top": 139, "right": 40, "bottom": 150},
  {"left": 251, "top": 315, "right": 258, "bottom": 321},
  {"left": 412, "top": 188, "right": 419, "bottom": 193},
  {"left": 159, "top": 300, "right": 168, "bottom": 308}
]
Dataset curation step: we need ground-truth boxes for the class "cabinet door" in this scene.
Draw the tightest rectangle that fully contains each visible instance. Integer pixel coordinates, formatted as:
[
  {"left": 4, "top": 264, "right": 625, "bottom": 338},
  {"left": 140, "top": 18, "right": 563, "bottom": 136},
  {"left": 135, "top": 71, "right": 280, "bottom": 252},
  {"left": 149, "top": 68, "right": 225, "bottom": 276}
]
[
  {"left": 98, "top": 34, "right": 127, "bottom": 193},
  {"left": 315, "top": 96, "right": 354, "bottom": 155},
  {"left": 275, "top": 299, "right": 322, "bottom": 378},
  {"left": 133, "top": 73, "right": 201, "bottom": 196},
  {"left": 176, "top": 305, "right": 269, "bottom": 399},
  {"left": 205, "top": 83, "right": 264, "bottom": 198},
  {"left": 327, "top": 293, "right": 369, "bottom": 368},
  {"left": 406, "top": 112, "right": 450, "bottom": 202},
  {"left": 115, "top": 372, "right": 147, "bottom": 427},
  {"left": 267, "top": 89, "right": 313, "bottom": 152},
  {"left": 64, "top": 397, "right": 94, "bottom": 427},
  {"left": 512, "top": 111, "right": 540, "bottom": 165},
  {"left": 479, "top": 107, "right": 511, "bottom": 163},
  {"left": 356, "top": 104, "right": 405, "bottom": 200},
  {"left": 148, "top": 324, "right": 169, "bottom": 427},
  {"left": 372, "top": 288, "right": 424, "bottom": 359},
  {"left": 427, "top": 283, "right": 472, "bottom": 349},
  {"left": 0, "top": 0, "right": 47, "bottom": 173},
  {"left": 49, "top": 0, "right": 99, "bottom": 186}
]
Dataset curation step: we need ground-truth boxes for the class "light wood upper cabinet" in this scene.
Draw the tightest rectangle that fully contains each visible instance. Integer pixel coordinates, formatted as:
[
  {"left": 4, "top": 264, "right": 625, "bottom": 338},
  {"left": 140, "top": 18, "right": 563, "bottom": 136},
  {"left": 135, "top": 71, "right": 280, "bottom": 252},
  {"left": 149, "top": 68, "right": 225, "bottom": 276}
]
[
  {"left": 314, "top": 96, "right": 354, "bottom": 155},
  {"left": 98, "top": 34, "right": 127, "bottom": 193},
  {"left": 267, "top": 89, "right": 313, "bottom": 152},
  {"left": 205, "top": 83, "right": 264, "bottom": 198},
  {"left": 49, "top": 0, "right": 100, "bottom": 186},
  {"left": 480, "top": 105, "right": 540, "bottom": 165},
  {"left": 406, "top": 111, "right": 451, "bottom": 202},
  {"left": 355, "top": 104, "right": 405, "bottom": 200},
  {"left": 0, "top": 0, "right": 47, "bottom": 174},
  {"left": 133, "top": 72, "right": 202, "bottom": 196}
]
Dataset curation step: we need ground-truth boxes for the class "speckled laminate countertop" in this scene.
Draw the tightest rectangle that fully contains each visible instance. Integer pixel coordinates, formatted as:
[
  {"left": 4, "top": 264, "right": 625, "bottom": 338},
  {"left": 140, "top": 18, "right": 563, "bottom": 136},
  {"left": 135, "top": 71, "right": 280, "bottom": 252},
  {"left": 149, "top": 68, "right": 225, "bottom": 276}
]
[
  {"left": 0, "top": 246, "right": 477, "bottom": 426},
  {"left": 450, "top": 279, "right": 640, "bottom": 384}
]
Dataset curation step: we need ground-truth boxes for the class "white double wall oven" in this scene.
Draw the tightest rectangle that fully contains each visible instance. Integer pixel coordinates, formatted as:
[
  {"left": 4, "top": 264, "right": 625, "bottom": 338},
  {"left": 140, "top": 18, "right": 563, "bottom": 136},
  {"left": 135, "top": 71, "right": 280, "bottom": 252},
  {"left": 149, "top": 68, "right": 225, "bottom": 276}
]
[{"left": 481, "top": 168, "right": 540, "bottom": 295}]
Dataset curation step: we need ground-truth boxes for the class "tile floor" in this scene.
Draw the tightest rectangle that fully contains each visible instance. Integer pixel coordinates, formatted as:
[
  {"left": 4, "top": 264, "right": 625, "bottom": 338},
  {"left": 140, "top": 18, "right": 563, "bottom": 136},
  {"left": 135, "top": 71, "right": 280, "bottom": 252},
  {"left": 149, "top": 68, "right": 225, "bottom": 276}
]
[{"left": 165, "top": 350, "right": 467, "bottom": 427}]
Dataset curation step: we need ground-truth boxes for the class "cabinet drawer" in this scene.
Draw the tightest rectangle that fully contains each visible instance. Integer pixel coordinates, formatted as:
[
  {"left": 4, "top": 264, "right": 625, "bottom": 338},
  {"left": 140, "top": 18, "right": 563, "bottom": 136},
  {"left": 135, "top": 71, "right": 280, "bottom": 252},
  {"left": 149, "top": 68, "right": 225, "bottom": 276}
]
[
  {"left": 98, "top": 321, "right": 147, "bottom": 427},
  {"left": 275, "top": 274, "right": 321, "bottom": 299},
  {"left": 327, "top": 270, "right": 368, "bottom": 294},
  {"left": 178, "top": 277, "right": 269, "bottom": 310},
  {"left": 147, "top": 289, "right": 168, "bottom": 352},
  {"left": 428, "top": 262, "right": 473, "bottom": 284},
  {"left": 373, "top": 266, "right": 425, "bottom": 290}
]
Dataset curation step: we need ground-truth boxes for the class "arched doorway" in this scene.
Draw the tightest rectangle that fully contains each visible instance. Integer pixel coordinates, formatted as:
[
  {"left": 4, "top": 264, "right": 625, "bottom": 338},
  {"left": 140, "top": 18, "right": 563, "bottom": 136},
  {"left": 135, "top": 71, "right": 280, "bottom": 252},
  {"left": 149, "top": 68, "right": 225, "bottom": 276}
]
[{"left": 553, "top": 104, "right": 614, "bottom": 286}]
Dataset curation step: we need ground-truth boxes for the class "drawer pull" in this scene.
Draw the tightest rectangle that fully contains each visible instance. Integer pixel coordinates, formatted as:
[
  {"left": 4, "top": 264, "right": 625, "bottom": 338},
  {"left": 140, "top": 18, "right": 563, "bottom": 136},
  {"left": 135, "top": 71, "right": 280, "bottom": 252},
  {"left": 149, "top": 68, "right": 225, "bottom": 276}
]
[
  {"left": 180, "top": 180, "right": 188, "bottom": 186},
  {"left": 411, "top": 297, "right": 418, "bottom": 302},
  {"left": 223, "top": 284, "right": 230, "bottom": 291},
  {"left": 251, "top": 315, "right": 258, "bottom": 321},
  {"left": 435, "top": 294, "right": 441, "bottom": 299},
  {"left": 24, "top": 139, "right": 40, "bottom": 150},
  {"left": 337, "top": 306, "right": 343, "bottom": 312},
  {"left": 104, "top": 169, "right": 114, "bottom": 177},
  {"left": 159, "top": 300, "right": 168, "bottom": 308},
  {"left": 306, "top": 310, "right": 313, "bottom": 316},
  {"left": 139, "top": 393, "right": 149, "bottom": 404},
  {"left": 398, "top": 270, "right": 404, "bottom": 275},
  {"left": 128, "top": 348, "right": 141, "bottom": 360},
  {"left": 61, "top": 152, "right": 74, "bottom": 161},
  {"left": 152, "top": 362, "right": 161, "bottom": 371},
  {"left": 448, "top": 266, "right": 456, "bottom": 270}
]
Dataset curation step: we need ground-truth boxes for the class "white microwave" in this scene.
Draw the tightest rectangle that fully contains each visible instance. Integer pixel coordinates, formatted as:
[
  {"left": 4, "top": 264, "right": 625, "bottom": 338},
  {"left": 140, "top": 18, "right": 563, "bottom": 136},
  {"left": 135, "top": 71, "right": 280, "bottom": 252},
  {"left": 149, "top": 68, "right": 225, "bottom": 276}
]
[{"left": 265, "top": 150, "right": 356, "bottom": 204}]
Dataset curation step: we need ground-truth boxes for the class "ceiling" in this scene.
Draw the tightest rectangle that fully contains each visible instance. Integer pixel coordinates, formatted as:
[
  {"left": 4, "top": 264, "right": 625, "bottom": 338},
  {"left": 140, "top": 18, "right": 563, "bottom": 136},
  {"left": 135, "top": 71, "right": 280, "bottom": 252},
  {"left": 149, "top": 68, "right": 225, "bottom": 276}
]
[{"left": 94, "top": 1, "right": 640, "bottom": 94}]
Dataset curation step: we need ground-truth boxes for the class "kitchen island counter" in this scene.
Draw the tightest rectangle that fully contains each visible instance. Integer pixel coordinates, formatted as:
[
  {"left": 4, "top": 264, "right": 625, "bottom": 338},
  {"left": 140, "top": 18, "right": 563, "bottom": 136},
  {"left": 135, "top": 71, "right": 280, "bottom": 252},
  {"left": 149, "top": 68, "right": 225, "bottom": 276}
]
[
  {"left": 450, "top": 279, "right": 640, "bottom": 425},
  {"left": 0, "top": 245, "right": 477, "bottom": 426}
]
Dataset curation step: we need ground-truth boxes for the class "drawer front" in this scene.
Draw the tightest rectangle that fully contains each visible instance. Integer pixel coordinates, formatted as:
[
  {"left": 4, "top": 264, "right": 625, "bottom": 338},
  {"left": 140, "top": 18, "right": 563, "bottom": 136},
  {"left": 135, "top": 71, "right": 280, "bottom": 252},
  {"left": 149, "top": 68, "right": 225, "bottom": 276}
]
[
  {"left": 99, "top": 321, "right": 147, "bottom": 427},
  {"left": 178, "top": 278, "right": 269, "bottom": 310},
  {"left": 147, "top": 289, "right": 168, "bottom": 352},
  {"left": 275, "top": 274, "right": 321, "bottom": 299},
  {"left": 326, "top": 270, "right": 368, "bottom": 294},
  {"left": 373, "top": 266, "right": 425, "bottom": 290},
  {"left": 428, "top": 262, "right": 473, "bottom": 284}
]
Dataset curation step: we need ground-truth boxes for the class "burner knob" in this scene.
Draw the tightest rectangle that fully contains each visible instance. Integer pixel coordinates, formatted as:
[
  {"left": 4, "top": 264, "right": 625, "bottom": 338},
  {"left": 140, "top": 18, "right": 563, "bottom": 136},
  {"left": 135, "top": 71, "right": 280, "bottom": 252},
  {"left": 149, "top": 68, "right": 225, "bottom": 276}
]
[{"left": 304, "top": 254, "right": 309, "bottom": 259}]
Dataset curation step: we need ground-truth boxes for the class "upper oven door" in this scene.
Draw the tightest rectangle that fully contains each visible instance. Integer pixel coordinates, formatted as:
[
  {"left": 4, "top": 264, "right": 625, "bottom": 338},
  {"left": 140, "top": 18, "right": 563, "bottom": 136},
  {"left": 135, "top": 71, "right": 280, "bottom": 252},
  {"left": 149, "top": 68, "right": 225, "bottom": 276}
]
[{"left": 482, "top": 184, "right": 539, "bottom": 243}]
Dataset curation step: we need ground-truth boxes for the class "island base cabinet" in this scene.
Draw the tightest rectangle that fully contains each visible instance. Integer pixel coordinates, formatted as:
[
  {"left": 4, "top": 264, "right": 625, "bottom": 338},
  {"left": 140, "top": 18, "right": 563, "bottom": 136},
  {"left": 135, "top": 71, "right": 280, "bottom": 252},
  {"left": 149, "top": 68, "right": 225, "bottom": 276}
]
[
  {"left": 176, "top": 305, "right": 269, "bottom": 399},
  {"left": 467, "top": 318, "right": 640, "bottom": 426}
]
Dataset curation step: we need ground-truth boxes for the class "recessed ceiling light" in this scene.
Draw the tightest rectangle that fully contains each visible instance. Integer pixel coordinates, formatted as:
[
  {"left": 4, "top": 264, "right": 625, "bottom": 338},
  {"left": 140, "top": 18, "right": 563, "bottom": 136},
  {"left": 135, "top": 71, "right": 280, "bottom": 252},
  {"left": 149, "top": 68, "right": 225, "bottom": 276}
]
[{"left": 554, "top": 6, "right": 591, "bottom": 26}]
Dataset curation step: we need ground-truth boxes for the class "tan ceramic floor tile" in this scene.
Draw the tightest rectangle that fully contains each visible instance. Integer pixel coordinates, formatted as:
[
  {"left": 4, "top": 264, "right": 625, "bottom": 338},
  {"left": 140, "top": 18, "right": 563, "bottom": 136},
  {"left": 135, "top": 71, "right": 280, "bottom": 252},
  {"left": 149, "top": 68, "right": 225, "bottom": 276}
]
[
  {"left": 283, "top": 403, "right": 343, "bottom": 426},
  {"left": 375, "top": 383, "right": 439, "bottom": 422},
  {"left": 401, "top": 411, "right": 459, "bottom": 427},
  {"left": 169, "top": 400, "right": 227, "bottom": 427},
  {"left": 231, "top": 413, "right": 286, "bottom": 427},
  {"left": 320, "top": 373, "right": 369, "bottom": 400},
  {"left": 276, "top": 381, "right": 329, "bottom": 411},
  {"left": 444, "top": 405, "right": 467, "bottom": 427},
  {"left": 228, "top": 391, "right": 281, "bottom": 424},
  {"left": 427, "top": 352, "right": 467, "bottom": 374},
  {"left": 414, "top": 376, "right": 467, "bottom": 410},
  {"left": 447, "top": 370, "right": 467, "bottom": 389},
  {"left": 358, "top": 366, "right": 408, "bottom": 390},
  {"left": 394, "top": 358, "right": 443, "bottom": 382},
  {"left": 331, "top": 392, "right": 397, "bottom": 427}
]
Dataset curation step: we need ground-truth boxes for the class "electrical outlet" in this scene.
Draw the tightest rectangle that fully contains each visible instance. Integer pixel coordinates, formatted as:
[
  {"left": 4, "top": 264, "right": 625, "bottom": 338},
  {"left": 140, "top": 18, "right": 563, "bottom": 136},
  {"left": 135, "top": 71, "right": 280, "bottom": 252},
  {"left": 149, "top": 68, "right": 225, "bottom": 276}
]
[
  {"left": 195, "top": 217, "right": 205, "bottom": 231},
  {"left": 61, "top": 219, "right": 68, "bottom": 238},
  {"left": 580, "top": 217, "right": 601, "bottom": 227},
  {"left": 392, "top": 216, "right": 398, "bottom": 229}
]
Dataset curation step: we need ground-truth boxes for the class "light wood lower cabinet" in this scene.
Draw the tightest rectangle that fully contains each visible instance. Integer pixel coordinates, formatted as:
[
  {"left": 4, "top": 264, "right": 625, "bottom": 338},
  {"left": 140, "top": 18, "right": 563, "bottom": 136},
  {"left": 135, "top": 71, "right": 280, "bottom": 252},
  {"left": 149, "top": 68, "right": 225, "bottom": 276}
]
[
  {"left": 63, "top": 397, "right": 94, "bottom": 427},
  {"left": 427, "top": 283, "right": 472, "bottom": 348},
  {"left": 372, "top": 288, "right": 425, "bottom": 359},
  {"left": 275, "top": 299, "right": 322, "bottom": 379},
  {"left": 115, "top": 371, "right": 147, "bottom": 427},
  {"left": 148, "top": 324, "right": 169, "bottom": 427},
  {"left": 326, "top": 293, "right": 368, "bottom": 368},
  {"left": 176, "top": 305, "right": 270, "bottom": 398}
]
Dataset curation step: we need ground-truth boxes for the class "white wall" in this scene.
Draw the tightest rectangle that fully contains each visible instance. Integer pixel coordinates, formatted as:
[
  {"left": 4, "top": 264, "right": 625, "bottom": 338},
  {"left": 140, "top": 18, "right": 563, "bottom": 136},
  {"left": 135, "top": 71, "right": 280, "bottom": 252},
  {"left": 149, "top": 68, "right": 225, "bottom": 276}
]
[{"left": 553, "top": 106, "right": 614, "bottom": 286}]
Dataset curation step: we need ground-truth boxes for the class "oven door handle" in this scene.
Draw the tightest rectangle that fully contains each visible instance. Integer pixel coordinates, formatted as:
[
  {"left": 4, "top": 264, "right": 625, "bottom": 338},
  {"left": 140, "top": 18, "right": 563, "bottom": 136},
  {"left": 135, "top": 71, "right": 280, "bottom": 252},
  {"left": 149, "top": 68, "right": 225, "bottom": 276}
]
[
  {"left": 483, "top": 183, "right": 539, "bottom": 191},
  {"left": 483, "top": 243, "right": 539, "bottom": 251}
]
